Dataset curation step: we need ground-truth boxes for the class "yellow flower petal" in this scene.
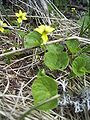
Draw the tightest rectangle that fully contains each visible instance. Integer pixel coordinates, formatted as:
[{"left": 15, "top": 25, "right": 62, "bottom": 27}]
[
  {"left": 71, "top": 8, "right": 76, "bottom": 13},
  {"left": 22, "top": 16, "right": 27, "bottom": 20},
  {"left": 45, "top": 25, "right": 54, "bottom": 33},
  {"left": 15, "top": 13, "right": 20, "bottom": 17},
  {"left": 41, "top": 33, "right": 48, "bottom": 44},
  {"left": 19, "top": 10, "right": 23, "bottom": 16},
  {"left": 35, "top": 25, "right": 45, "bottom": 34},
  {"left": 17, "top": 18, "right": 22, "bottom": 23},
  {"left": 0, "top": 27, "right": 4, "bottom": 33},
  {"left": 0, "top": 20, "right": 7, "bottom": 33},
  {"left": 0, "top": 20, "right": 3, "bottom": 26},
  {"left": 22, "top": 12, "right": 27, "bottom": 16},
  {"left": 3, "top": 23, "right": 7, "bottom": 27},
  {"left": 15, "top": 10, "right": 27, "bottom": 22}
]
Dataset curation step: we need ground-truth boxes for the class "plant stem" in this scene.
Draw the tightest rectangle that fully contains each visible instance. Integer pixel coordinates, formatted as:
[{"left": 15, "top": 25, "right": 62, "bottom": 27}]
[{"left": 19, "top": 94, "right": 60, "bottom": 120}]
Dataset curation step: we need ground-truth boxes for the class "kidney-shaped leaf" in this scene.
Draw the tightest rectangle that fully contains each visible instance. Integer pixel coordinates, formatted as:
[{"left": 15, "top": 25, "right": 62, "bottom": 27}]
[
  {"left": 31, "top": 71, "right": 58, "bottom": 111},
  {"left": 66, "top": 39, "right": 81, "bottom": 54},
  {"left": 47, "top": 44, "right": 64, "bottom": 53},
  {"left": 72, "top": 56, "right": 86, "bottom": 76},
  {"left": 58, "top": 52, "right": 69, "bottom": 70},
  {"left": 82, "top": 54, "right": 90, "bottom": 73},
  {"left": 72, "top": 54, "right": 90, "bottom": 76},
  {"left": 24, "top": 31, "right": 42, "bottom": 48},
  {"left": 44, "top": 44, "right": 69, "bottom": 70}
]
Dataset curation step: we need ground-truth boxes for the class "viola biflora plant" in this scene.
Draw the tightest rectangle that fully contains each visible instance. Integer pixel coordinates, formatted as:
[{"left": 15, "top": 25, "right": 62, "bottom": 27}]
[
  {"left": 15, "top": 10, "right": 27, "bottom": 23},
  {"left": 24, "top": 24, "right": 90, "bottom": 113},
  {"left": 1, "top": 9, "right": 90, "bottom": 116},
  {"left": 0, "top": 10, "right": 27, "bottom": 33},
  {"left": 34, "top": 25, "right": 55, "bottom": 44},
  {"left": 0, "top": 19, "right": 7, "bottom": 33}
]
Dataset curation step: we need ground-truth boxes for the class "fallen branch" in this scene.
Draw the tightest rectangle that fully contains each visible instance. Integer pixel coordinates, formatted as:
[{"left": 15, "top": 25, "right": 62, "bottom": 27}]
[
  {"left": 1, "top": 15, "right": 66, "bottom": 20},
  {"left": 0, "top": 36, "right": 90, "bottom": 58}
]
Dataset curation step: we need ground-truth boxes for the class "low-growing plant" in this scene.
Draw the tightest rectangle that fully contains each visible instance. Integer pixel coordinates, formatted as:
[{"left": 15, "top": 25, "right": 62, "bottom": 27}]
[
  {"left": 21, "top": 24, "right": 90, "bottom": 119},
  {"left": 0, "top": 19, "right": 7, "bottom": 33},
  {"left": 15, "top": 10, "right": 27, "bottom": 23},
  {"left": 0, "top": 9, "right": 90, "bottom": 120}
]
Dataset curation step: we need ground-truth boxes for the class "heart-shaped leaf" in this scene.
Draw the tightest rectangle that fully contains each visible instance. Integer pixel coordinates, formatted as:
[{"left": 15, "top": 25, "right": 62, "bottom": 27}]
[
  {"left": 72, "top": 56, "right": 86, "bottom": 76},
  {"left": 72, "top": 54, "right": 90, "bottom": 76},
  {"left": 31, "top": 71, "right": 58, "bottom": 111},
  {"left": 47, "top": 44, "right": 64, "bottom": 53},
  {"left": 82, "top": 54, "right": 90, "bottom": 73},
  {"left": 66, "top": 39, "right": 81, "bottom": 54},
  {"left": 24, "top": 31, "right": 42, "bottom": 48},
  {"left": 44, "top": 44, "right": 69, "bottom": 70}
]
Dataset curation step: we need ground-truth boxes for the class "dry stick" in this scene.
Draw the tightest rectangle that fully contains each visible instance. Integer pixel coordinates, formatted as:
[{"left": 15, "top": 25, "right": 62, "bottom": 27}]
[
  {"left": 2, "top": 15, "right": 66, "bottom": 20},
  {"left": 0, "top": 48, "right": 26, "bottom": 58},
  {"left": 19, "top": 94, "right": 60, "bottom": 120},
  {"left": 4, "top": 54, "right": 35, "bottom": 69},
  {"left": 0, "top": 36, "right": 90, "bottom": 58}
]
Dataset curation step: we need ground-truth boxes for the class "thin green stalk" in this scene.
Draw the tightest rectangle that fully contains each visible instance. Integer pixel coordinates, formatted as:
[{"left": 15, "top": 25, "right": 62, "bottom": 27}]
[{"left": 19, "top": 94, "right": 60, "bottom": 120}]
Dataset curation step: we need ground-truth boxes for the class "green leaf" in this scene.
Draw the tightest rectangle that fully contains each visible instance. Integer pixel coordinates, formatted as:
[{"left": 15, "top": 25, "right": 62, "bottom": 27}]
[
  {"left": 24, "top": 31, "right": 42, "bottom": 48},
  {"left": 79, "top": 17, "right": 86, "bottom": 36},
  {"left": 44, "top": 52, "right": 58, "bottom": 70},
  {"left": 18, "top": 30, "right": 27, "bottom": 38},
  {"left": 81, "top": 54, "right": 90, "bottom": 73},
  {"left": 78, "top": 13, "right": 90, "bottom": 37},
  {"left": 58, "top": 52, "right": 69, "bottom": 70},
  {"left": 65, "top": 39, "right": 81, "bottom": 54},
  {"left": 78, "top": 15, "right": 90, "bottom": 29},
  {"left": 44, "top": 44, "right": 69, "bottom": 70},
  {"left": 72, "top": 54, "right": 90, "bottom": 76},
  {"left": 72, "top": 56, "right": 86, "bottom": 76},
  {"left": 32, "top": 71, "right": 58, "bottom": 111},
  {"left": 47, "top": 44, "right": 64, "bottom": 53}
]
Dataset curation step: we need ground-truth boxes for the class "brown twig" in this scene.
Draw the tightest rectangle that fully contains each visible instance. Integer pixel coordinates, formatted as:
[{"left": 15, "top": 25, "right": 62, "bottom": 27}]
[{"left": 0, "top": 36, "right": 90, "bottom": 58}]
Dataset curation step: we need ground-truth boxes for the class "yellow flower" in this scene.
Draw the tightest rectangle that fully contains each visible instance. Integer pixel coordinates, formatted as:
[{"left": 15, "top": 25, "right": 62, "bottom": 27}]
[
  {"left": 34, "top": 25, "right": 54, "bottom": 44},
  {"left": 15, "top": 10, "right": 27, "bottom": 23},
  {"left": 71, "top": 8, "right": 76, "bottom": 13},
  {"left": 0, "top": 20, "right": 7, "bottom": 33}
]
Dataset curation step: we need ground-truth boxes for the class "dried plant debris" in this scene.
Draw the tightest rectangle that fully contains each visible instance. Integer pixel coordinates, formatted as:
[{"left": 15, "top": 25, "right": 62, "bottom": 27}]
[{"left": 58, "top": 83, "right": 90, "bottom": 113}]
